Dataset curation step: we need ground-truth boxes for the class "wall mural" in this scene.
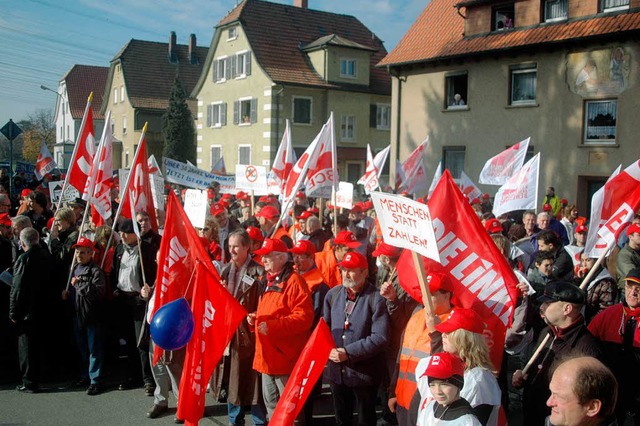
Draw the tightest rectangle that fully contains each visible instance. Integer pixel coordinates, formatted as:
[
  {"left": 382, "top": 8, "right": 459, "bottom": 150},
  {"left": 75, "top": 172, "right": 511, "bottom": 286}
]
[{"left": 567, "top": 46, "right": 632, "bottom": 98}]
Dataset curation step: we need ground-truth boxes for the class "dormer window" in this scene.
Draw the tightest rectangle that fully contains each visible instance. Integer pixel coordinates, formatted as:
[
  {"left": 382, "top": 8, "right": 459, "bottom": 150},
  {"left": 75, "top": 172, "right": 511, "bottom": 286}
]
[
  {"left": 493, "top": 4, "right": 515, "bottom": 31},
  {"left": 340, "top": 58, "right": 357, "bottom": 78},
  {"left": 543, "top": 0, "right": 568, "bottom": 22},
  {"left": 602, "top": 0, "right": 629, "bottom": 12}
]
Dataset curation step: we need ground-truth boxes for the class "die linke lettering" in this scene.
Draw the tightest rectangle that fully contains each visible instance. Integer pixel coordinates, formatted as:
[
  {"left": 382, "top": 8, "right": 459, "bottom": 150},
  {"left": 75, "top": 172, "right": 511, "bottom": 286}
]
[
  {"left": 192, "top": 300, "right": 215, "bottom": 396},
  {"left": 160, "top": 237, "right": 188, "bottom": 294},
  {"left": 432, "top": 218, "right": 512, "bottom": 325}
]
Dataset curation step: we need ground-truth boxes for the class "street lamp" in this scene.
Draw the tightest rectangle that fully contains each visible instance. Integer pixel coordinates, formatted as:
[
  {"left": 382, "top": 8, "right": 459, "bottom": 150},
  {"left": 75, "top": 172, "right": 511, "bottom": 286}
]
[{"left": 40, "top": 84, "right": 67, "bottom": 168}]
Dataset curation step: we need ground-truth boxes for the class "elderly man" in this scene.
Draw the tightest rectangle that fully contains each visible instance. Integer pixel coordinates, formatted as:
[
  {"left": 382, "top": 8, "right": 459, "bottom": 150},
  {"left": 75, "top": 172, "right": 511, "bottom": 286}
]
[
  {"left": 546, "top": 357, "right": 618, "bottom": 426},
  {"left": 255, "top": 205, "right": 293, "bottom": 248},
  {"left": 306, "top": 215, "right": 332, "bottom": 252},
  {"left": 210, "top": 202, "right": 242, "bottom": 262},
  {"left": 316, "top": 230, "right": 361, "bottom": 289},
  {"left": 513, "top": 281, "right": 602, "bottom": 426},
  {"left": 616, "top": 223, "right": 640, "bottom": 291},
  {"left": 324, "top": 251, "right": 390, "bottom": 426},
  {"left": 588, "top": 267, "right": 640, "bottom": 424},
  {"left": 249, "top": 238, "right": 313, "bottom": 421},
  {"left": 348, "top": 204, "right": 375, "bottom": 256},
  {"left": 10, "top": 215, "right": 32, "bottom": 262}
]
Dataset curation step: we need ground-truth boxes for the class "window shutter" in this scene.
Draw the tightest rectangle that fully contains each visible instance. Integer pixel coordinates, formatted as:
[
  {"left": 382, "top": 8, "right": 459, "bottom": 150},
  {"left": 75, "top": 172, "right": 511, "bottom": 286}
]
[
  {"left": 221, "top": 103, "right": 227, "bottom": 126},
  {"left": 212, "top": 60, "right": 218, "bottom": 81},
  {"left": 230, "top": 55, "right": 237, "bottom": 78},
  {"left": 370, "top": 104, "right": 377, "bottom": 128},
  {"left": 233, "top": 100, "right": 240, "bottom": 125},
  {"left": 245, "top": 53, "right": 251, "bottom": 76},
  {"left": 225, "top": 59, "right": 231, "bottom": 80},
  {"left": 250, "top": 98, "right": 257, "bottom": 123}
]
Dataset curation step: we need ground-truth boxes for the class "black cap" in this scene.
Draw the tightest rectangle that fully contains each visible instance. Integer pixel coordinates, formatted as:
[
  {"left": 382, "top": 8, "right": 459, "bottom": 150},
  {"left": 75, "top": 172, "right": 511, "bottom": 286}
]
[
  {"left": 538, "top": 281, "right": 585, "bottom": 305},
  {"left": 625, "top": 268, "right": 640, "bottom": 285},
  {"left": 118, "top": 219, "right": 135, "bottom": 234}
]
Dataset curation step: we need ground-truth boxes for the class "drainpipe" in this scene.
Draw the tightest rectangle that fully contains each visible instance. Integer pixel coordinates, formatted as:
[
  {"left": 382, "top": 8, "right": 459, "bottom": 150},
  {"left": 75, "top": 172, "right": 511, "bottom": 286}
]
[{"left": 388, "top": 66, "right": 405, "bottom": 192}]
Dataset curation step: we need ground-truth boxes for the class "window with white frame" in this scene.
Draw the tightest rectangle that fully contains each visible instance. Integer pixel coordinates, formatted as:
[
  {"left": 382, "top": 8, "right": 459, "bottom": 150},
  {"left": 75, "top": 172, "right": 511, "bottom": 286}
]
[
  {"left": 510, "top": 65, "right": 537, "bottom": 105},
  {"left": 376, "top": 104, "right": 391, "bottom": 130},
  {"left": 228, "top": 27, "right": 238, "bottom": 40},
  {"left": 235, "top": 51, "right": 251, "bottom": 78},
  {"left": 292, "top": 97, "right": 312, "bottom": 125},
  {"left": 206, "top": 102, "right": 227, "bottom": 127},
  {"left": 341, "top": 115, "right": 356, "bottom": 141},
  {"left": 602, "top": 0, "right": 629, "bottom": 12},
  {"left": 122, "top": 115, "right": 127, "bottom": 134},
  {"left": 443, "top": 146, "right": 466, "bottom": 179},
  {"left": 234, "top": 98, "right": 257, "bottom": 125},
  {"left": 445, "top": 72, "right": 468, "bottom": 109},
  {"left": 113, "top": 88, "right": 118, "bottom": 104},
  {"left": 340, "top": 58, "right": 357, "bottom": 78},
  {"left": 210, "top": 145, "right": 222, "bottom": 170},
  {"left": 543, "top": 0, "right": 568, "bottom": 22},
  {"left": 120, "top": 86, "right": 125, "bottom": 103},
  {"left": 238, "top": 145, "right": 251, "bottom": 165},
  {"left": 584, "top": 100, "right": 617, "bottom": 144},
  {"left": 213, "top": 56, "right": 229, "bottom": 82}
]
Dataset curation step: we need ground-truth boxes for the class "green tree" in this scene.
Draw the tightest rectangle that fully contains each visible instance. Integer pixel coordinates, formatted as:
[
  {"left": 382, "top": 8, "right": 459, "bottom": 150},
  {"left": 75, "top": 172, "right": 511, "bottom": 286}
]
[{"left": 162, "top": 76, "right": 195, "bottom": 163}]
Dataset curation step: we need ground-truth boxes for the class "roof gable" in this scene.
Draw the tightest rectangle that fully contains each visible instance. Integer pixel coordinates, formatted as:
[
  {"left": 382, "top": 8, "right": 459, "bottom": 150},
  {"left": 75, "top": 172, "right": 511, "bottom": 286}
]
[{"left": 63, "top": 65, "right": 109, "bottom": 120}]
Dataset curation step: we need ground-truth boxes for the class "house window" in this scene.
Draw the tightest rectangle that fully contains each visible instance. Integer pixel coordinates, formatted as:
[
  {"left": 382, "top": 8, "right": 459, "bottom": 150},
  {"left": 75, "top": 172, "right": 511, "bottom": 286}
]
[
  {"left": 228, "top": 27, "right": 238, "bottom": 40},
  {"left": 443, "top": 146, "right": 466, "bottom": 179},
  {"left": 602, "top": 0, "right": 629, "bottom": 12},
  {"left": 543, "top": 0, "right": 568, "bottom": 22},
  {"left": 235, "top": 51, "right": 252, "bottom": 78},
  {"left": 584, "top": 100, "right": 617, "bottom": 144},
  {"left": 122, "top": 115, "right": 127, "bottom": 134},
  {"left": 346, "top": 161, "right": 364, "bottom": 183},
  {"left": 120, "top": 86, "right": 125, "bottom": 103},
  {"left": 445, "top": 72, "right": 468, "bottom": 109},
  {"left": 510, "top": 66, "right": 537, "bottom": 105},
  {"left": 210, "top": 145, "right": 222, "bottom": 170},
  {"left": 207, "top": 102, "right": 227, "bottom": 127},
  {"left": 341, "top": 115, "right": 356, "bottom": 141},
  {"left": 376, "top": 104, "right": 391, "bottom": 130},
  {"left": 292, "top": 97, "right": 312, "bottom": 125},
  {"left": 493, "top": 4, "right": 515, "bottom": 30},
  {"left": 113, "top": 88, "right": 118, "bottom": 104},
  {"left": 125, "top": 152, "right": 129, "bottom": 168},
  {"left": 233, "top": 98, "right": 257, "bottom": 125},
  {"left": 111, "top": 118, "right": 115, "bottom": 134},
  {"left": 213, "top": 57, "right": 229, "bottom": 82},
  {"left": 238, "top": 145, "right": 251, "bottom": 165},
  {"left": 340, "top": 58, "right": 357, "bottom": 78}
]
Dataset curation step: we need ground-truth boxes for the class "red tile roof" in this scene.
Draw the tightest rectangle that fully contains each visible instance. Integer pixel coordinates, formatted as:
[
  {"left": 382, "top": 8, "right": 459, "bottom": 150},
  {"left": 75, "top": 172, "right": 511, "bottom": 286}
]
[
  {"left": 379, "top": 0, "right": 640, "bottom": 67},
  {"left": 216, "top": 0, "right": 390, "bottom": 95},
  {"left": 62, "top": 65, "right": 109, "bottom": 120}
]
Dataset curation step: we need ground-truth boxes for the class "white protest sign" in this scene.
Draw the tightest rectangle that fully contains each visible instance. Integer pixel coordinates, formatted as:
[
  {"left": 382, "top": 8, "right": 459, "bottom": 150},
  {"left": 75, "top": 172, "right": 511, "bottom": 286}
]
[
  {"left": 162, "top": 157, "right": 235, "bottom": 193},
  {"left": 371, "top": 192, "right": 440, "bottom": 262},
  {"left": 235, "top": 164, "right": 269, "bottom": 194},
  {"left": 183, "top": 189, "right": 208, "bottom": 228},
  {"left": 49, "top": 180, "right": 79, "bottom": 204},
  {"left": 149, "top": 174, "right": 165, "bottom": 212},
  {"left": 336, "top": 182, "right": 353, "bottom": 209}
]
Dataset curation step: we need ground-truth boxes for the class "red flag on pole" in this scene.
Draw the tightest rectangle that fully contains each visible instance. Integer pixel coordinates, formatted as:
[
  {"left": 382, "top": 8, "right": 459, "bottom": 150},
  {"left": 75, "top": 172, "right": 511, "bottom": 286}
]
[
  {"left": 34, "top": 141, "right": 57, "bottom": 180},
  {"left": 82, "top": 110, "right": 113, "bottom": 227},
  {"left": 270, "top": 318, "right": 334, "bottom": 425},
  {"left": 401, "top": 137, "right": 429, "bottom": 195},
  {"left": 397, "top": 170, "right": 519, "bottom": 371},
  {"left": 67, "top": 101, "right": 96, "bottom": 192},
  {"left": 267, "top": 119, "right": 297, "bottom": 195},
  {"left": 305, "top": 113, "right": 338, "bottom": 199},
  {"left": 177, "top": 262, "right": 247, "bottom": 424}
]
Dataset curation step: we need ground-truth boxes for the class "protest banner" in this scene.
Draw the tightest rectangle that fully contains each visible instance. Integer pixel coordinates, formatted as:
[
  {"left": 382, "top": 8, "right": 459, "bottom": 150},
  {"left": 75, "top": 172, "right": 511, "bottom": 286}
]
[
  {"left": 49, "top": 180, "right": 79, "bottom": 205},
  {"left": 163, "top": 157, "right": 235, "bottom": 193},
  {"left": 335, "top": 182, "right": 354, "bottom": 210},
  {"left": 235, "top": 164, "right": 269, "bottom": 195},
  {"left": 183, "top": 189, "right": 208, "bottom": 228}
]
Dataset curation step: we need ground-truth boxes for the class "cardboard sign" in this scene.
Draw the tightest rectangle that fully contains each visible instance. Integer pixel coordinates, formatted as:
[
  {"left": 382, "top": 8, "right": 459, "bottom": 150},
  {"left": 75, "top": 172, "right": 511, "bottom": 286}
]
[
  {"left": 163, "top": 157, "right": 235, "bottom": 193},
  {"left": 183, "top": 189, "right": 208, "bottom": 228},
  {"left": 235, "top": 164, "right": 268, "bottom": 194},
  {"left": 335, "top": 182, "right": 353, "bottom": 209},
  {"left": 371, "top": 192, "right": 440, "bottom": 262},
  {"left": 149, "top": 174, "right": 165, "bottom": 212}
]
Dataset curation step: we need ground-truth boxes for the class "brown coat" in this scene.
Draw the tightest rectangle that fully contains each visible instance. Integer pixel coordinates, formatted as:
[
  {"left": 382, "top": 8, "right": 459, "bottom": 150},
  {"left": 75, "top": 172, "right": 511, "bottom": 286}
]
[{"left": 210, "top": 259, "right": 265, "bottom": 406}]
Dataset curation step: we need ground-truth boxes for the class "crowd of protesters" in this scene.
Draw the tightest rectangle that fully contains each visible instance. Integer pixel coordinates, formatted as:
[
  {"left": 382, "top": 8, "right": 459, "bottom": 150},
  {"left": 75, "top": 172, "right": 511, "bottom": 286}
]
[{"left": 2, "top": 171, "right": 639, "bottom": 426}]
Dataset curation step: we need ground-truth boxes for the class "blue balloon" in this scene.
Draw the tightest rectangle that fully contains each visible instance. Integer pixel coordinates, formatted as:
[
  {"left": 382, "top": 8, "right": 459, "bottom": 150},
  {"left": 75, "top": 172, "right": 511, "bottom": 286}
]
[{"left": 150, "top": 298, "right": 194, "bottom": 350}]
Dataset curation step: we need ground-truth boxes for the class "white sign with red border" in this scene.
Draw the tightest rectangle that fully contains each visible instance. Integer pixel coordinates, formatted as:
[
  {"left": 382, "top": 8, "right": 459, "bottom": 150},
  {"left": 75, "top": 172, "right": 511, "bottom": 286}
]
[{"left": 235, "top": 164, "right": 268, "bottom": 194}]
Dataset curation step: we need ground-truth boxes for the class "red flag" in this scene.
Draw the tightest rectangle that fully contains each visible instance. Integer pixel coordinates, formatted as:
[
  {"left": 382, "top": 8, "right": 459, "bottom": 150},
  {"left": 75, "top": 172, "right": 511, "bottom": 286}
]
[
  {"left": 67, "top": 102, "right": 96, "bottom": 192},
  {"left": 398, "top": 170, "right": 519, "bottom": 371},
  {"left": 152, "top": 191, "right": 215, "bottom": 365},
  {"left": 83, "top": 111, "right": 113, "bottom": 227},
  {"left": 177, "top": 262, "right": 247, "bottom": 424},
  {"left": 118, "top": 126, "right": 157, "bottom": 230},
  {"left": 267, "top": 119, "right": 297, "bottom": 195},
  {"left": 270, "top": 319, "right": 334, "bottom": 424},
  {"left": 34, "top": 141, "right": 57, "bottom": 180},
  {"left": 401, "top": 137, "right": 429, "bottom": 195}
]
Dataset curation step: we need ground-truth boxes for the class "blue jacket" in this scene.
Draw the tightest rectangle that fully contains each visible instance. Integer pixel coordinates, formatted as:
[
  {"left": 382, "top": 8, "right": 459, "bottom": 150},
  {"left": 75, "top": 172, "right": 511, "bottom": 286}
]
[{"left": 323, "top": 282, "right": 389, "bottom": 387}]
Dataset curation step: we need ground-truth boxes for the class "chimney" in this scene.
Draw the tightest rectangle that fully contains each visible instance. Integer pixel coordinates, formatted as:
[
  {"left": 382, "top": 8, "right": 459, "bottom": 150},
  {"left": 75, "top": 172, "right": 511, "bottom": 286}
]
[
  {"left": 189, "top": 33, "right": 197, "bottom": 65},
  {"left": 293, "top": 0, "right": 308, "bottom": 8},
  {"left": 168, "top": 31, "right": 178, "bottom": 63}
]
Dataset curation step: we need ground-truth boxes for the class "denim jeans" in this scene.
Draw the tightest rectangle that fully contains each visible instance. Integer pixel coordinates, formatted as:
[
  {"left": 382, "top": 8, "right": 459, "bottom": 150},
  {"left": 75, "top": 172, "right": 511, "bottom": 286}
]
[
  {"left": 227, "top": 403, "right": 267, "bottom": 426},
  {"left": 73, "top": 318, "right": 105, "bottom": 384}
]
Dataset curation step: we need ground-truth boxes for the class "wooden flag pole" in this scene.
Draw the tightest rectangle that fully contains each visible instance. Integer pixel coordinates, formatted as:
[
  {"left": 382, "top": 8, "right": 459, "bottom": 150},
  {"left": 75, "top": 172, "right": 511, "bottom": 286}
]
[{"left": 411, "top": 250, "right": 435, "bottom": 315}]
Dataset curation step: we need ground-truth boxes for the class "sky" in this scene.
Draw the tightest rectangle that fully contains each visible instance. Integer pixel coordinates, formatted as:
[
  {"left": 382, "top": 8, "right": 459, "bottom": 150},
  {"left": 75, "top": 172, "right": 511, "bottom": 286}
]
[{"left": 0, "top": 0, "right": 426, "bottom": 125}]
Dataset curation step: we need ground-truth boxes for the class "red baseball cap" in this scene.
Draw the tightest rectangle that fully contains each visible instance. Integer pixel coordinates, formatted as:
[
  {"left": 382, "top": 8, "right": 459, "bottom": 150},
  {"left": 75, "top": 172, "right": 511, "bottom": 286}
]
[
  {"left": 236, "top": 191, "right": 249, "bottom": 200},
  {"left": 627, "top": 223, "right": 640, "bottom": 236},
  {"left": 542, "top": 203, "right": 553, "bottom": 212},
  {"left": 20, "top": 189, "right": 32, "bottom": 198},
  {"left": 435, "top": 308, "right": 485, "bottom": 334},
  {"left": 296, "top": 191, "right": 306, "bottom": 199},
  {"left": 484, "top": 218, "right": 503, "bottom": 234},
  {"left": 246, "top": 226, "right": 264, "bottom": 243},
  {"left": 221, "top": 193, "right": 232, "bottom": 200},
  {"left": 210, "top": 203, "right": 226, "bottom": 217},
  {"left": 339, "top": 251, "right": 368, "bottom": 269},
  {"left": 372, "top": 242, "right": 402, "bottom": 258},
  {"left": 72, "top": 237, "right": 96, "bottom": 251},
  {"left": 561, "top": 198, "right": 568, "bottom": 204},
  {"left": 289, "top": 240, "right": 316, "bottom": 255},
  {"left": 350, "top": 205, "right": 363, "bottom": 213},
  {"left": 255, "top": 205, "right": 279, "bottom": 220},
  {"left": 471, "top": 198, "right": 481, "bottom": 205},
  {"left": 575, "top": 225, "right": 588, "bottom": 234},
  {"left": 0, "top": 213, "right": 11, "bottom": 227},
  {"left": 297, "top": 211, "right": 313, "bottom": 220},
  {"left": 333, "top": 231, "right": 361, "bottom": 248},
  {"left": 428, "top": 272, "right": 453, "bottom": 294},
  {"left": 308, "top": 207, "right": 319, "bottom": 215},
  {"left": 482, "top": 193, "right": 491, "bottom": 200},
  {"left": 423, "top": 352, "right": 465, "bottom": 380},
  {"left": 253, "top": 238, "right": 289, "bottom": 256}
]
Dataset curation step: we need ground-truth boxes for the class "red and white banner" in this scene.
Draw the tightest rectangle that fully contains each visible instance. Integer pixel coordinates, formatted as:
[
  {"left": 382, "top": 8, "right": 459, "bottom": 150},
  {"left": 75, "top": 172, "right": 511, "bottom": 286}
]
[
  {"left": 358, "top": 144, "right": 390, "bottom": 194},
  {"left": 151, "top": 191, "right": 216, "bottom": 365},
  {"left": 401, "top": 137, "right": 429, "bottom": 195},
  {"left": 479, "top": 137, "right": 530, "bottom": 186},
  {"left": 117, "top": 127, "right": 158, "bottom": 230},
  {"left": 270, "top": 319, "right": 334, "bottom": 425},
  {"left": 427, "top": 161, "right": 442, "bottom": 199},
  {"left": 67, "top": 102, "right": 96, "bottom": 193},
  {"left": 395, "top": 160, "right": 406, "bottom": 192},
  {"left": 585, "top": 160, "right": 640, "bottom": 257},
  {"left": 305, "top": 113, "right": 338, "bottom": 199},
  {"left": 34, "top": 141, "right": 56, "bottom": 180},
  {"left": 82, "top": 111, "right": 113, "bottom": 227},
  {"left": 398, "top": 170, "right": 519, "bottom": 371},
  {"left": 147, "top": 154, "right": 162, "bottom": 176},
  {"left": 267, "top": 119, "right": 297, "bottom": 195},
  {"left": 492, "top": 153, "right": 540, "bottom": 218},
  {"left": 458, "top": 171, "right": 482, "bottom": 202},
  {"left": 177, "top": 262, "right": 247, "bottom": 425}
]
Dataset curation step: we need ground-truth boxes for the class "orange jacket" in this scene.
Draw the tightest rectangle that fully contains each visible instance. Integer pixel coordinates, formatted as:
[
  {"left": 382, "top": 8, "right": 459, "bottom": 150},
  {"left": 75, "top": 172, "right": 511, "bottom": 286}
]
[
  {"left": 314, "top": 249, "right": 341, "bottom": 288},
  {"left": 300, "top": 267, "right": 325, "bottom": 292},
  {"left": 252, "top": 266, "right": 314, "bottom": 376}
]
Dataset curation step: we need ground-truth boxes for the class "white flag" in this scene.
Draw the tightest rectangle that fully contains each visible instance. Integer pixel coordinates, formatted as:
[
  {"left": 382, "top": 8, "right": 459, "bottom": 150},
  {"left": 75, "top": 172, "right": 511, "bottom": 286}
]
[
  {"left": 427, "top": 161, "right": 442, "bottom": 198},
  {"left": 267, "top": 119, "right": 297, "bottom": 195},
  {"left": 492, "top": 153, "right": 540, "bottom": 217},
  {"left": 358, "top": 144, "right": 390, "bottom": 194},
  {"left": 458, "top": 171, "right": 482, "bottom": 202},
  {"left": 479, "top": 137, "right": 530, "bottom": 185},
  {"left": 401, "top": 137, "right": 429, "bottom": 195},
  {"left": 34, "top": 141, "right": 57, "bottom": 180},
  {"left": 304, "top": 113, "right": 338, "bottom": 198}
]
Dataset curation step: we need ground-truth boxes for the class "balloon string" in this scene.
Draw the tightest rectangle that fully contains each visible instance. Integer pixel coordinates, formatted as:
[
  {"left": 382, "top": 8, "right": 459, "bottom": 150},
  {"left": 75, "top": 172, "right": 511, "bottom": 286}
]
[{"left": 182, "top": 259, "right": 199, "bottom": 299}]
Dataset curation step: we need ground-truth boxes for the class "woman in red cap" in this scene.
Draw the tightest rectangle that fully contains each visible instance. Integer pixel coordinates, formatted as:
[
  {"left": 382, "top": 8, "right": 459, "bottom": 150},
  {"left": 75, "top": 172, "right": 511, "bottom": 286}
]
[{"left": 416, "top": 308, "right": 501, "bottom": 426}]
